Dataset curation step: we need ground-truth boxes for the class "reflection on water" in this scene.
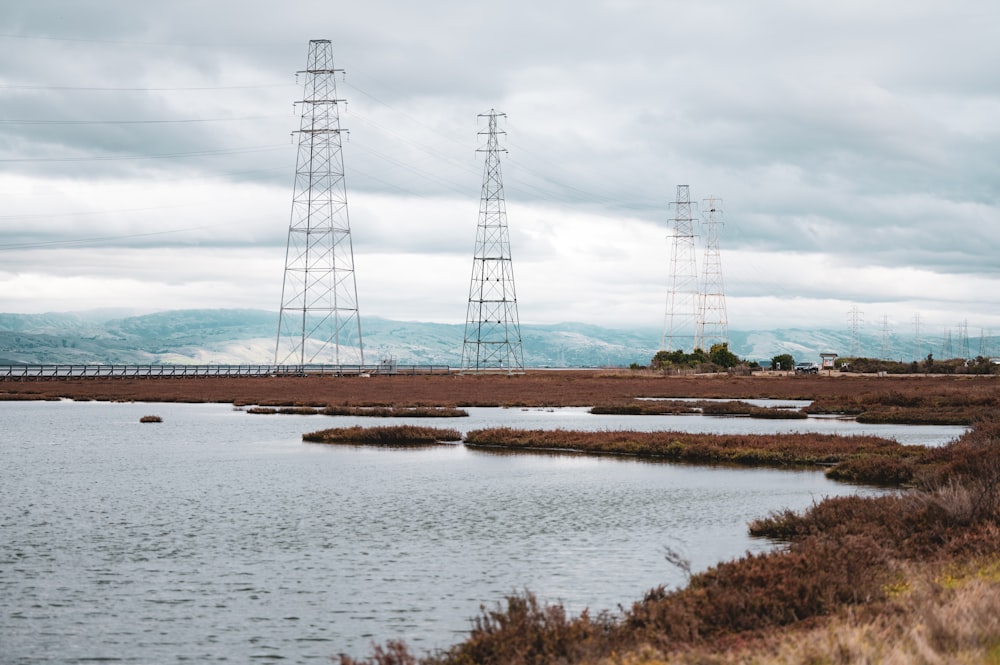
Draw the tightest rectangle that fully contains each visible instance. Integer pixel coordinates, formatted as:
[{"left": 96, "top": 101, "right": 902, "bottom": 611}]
[{"left": 0, "top": 400, "right": 958, "bottom": 662}]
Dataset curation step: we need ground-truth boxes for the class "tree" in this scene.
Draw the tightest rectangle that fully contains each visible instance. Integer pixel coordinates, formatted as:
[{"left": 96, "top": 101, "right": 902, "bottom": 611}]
[
  {"left": 651, "top": 348, "right": 709, "bottom": 371},
  {"left": 709, "top": 343, "right": 740, "bottom": 368},
  {"left": 771, "top": 354, "right": 795, "bottom": 372}
]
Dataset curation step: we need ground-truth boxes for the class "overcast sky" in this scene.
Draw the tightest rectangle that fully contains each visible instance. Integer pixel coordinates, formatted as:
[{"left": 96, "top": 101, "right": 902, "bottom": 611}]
[{"left": 1, "top": 0, "right": 998, "bottom": 337}]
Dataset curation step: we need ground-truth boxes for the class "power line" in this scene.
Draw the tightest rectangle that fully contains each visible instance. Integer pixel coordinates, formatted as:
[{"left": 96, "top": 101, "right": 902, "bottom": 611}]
[
  {"left": 0, "top": 32, "right": 296, "bottom": 49},
  {"left": 0, "top": 115, "right": 284, "bottom": 125},
  {"left": 0, "top": 223, "right": 234, "bottom": 251},
  {"left": 0, "top": 83, "right": 291, "bottom": 92},
  {"left": 0, "top": 144, "right": 288, "bottom": 163}
]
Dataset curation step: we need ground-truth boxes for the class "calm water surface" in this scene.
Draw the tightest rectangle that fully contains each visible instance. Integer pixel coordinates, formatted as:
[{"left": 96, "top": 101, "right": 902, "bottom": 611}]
[{"left": 0, "top": 401, "right": 964, "bottom": 662}]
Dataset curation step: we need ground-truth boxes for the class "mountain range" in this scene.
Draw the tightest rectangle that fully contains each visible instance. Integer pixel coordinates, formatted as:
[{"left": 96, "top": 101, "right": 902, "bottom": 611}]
[{"left": 0, "top": 309, "right": 994, "bottom": 367}]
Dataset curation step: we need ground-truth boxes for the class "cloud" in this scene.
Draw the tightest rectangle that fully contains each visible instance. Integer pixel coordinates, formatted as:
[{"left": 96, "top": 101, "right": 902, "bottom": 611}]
[{"left": 0, "top": 0, "right": 997, "bottom": 339}]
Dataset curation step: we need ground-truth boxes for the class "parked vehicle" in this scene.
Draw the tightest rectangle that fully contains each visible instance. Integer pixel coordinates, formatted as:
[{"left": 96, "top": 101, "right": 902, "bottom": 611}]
[{"left": 794, "top": 362, "right": 819, "bottom": 374}]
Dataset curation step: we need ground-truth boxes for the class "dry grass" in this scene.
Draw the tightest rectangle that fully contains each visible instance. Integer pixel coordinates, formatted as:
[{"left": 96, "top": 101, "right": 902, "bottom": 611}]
[{"left": 612, "top": 558, "right": 1000, "bottom": 665}]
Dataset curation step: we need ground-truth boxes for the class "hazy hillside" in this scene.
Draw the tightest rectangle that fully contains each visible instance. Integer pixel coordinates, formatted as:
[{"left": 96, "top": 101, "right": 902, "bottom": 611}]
[{"left": 0, "top": 309, "right": 994, "bottom": 367}]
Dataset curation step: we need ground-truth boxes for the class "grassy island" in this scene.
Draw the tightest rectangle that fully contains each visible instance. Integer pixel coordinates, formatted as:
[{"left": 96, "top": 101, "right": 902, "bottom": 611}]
[
  {"left": 302, "top": 424, "right": 462, "bottom": 446},
  {"left": 463, "top": 427, "right": 924, "bottom": 483}
]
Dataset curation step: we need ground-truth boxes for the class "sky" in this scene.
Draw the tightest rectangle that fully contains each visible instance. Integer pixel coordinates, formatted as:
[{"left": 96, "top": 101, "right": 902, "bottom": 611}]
[{"left": 1, "top": 0, "right": 998, "bottom": 337}]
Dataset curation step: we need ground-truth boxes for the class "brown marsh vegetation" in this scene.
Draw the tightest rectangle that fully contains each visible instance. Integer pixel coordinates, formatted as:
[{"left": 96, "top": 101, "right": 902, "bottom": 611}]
[
  {"left": 1, "top": 371, "right": 995, "bottom": 424},
  {"left": 463, "top": 428, "right": 924, "bottom": 483},
  {"left": 591, "top": 399, "right": 807, "bottom": 419},
  {"left": 302, "top": 425, "right": 463, "bottom": 445}
]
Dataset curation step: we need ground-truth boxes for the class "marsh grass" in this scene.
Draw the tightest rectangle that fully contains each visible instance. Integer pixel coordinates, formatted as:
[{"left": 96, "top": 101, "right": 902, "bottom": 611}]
[
  {"left": 807, "top": 388, "right": 997, "bottom": 425},
  {"left": 302, "top": 425, "right": 462, "bottom": 445},
  {"left": 463, "top": 427, "right": 920, "bottom": 472},
  {"left": 139, "top": 415, "right": 162, "bottom": 423}
]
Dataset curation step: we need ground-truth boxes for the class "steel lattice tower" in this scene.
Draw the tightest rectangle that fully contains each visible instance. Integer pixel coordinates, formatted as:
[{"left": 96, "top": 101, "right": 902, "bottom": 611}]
[
  {"left": 661, "top": 185, "right": 699, "bottom": 352},
  {"left": 274, "top": 39, "right": 364, "bottom": 367},
  {"left": 697, "top": 196, "right": 728, "bottom": 350},
  {"left": 879, "top": 314, "right": 892, "bottom": 360},
  {"left": 848, "top": 305, "right": 864, "bottom": 357},
  {"left": 461, "top": 110, "right": 524, "bottom": 373}
]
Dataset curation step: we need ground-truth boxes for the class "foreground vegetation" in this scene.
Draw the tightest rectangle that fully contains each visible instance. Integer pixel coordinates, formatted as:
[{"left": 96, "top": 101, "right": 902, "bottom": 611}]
[{"left": 343, "top": 415, "right": 1000, "bottom": 665}]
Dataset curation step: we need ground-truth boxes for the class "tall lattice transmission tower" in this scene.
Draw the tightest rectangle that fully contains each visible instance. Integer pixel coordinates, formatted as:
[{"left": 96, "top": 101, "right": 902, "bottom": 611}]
[
  {"left": 461, "top": 109, "right": 524, "bottom": 373},
  {"left": 274, "top": 39, "right": 364, "bottom": 367},
  {"left": 697, "top": 196, "right": 728, "bottom": 350},
  {"left": 662, "top": 185, "right": 699, "bottom": 352}
]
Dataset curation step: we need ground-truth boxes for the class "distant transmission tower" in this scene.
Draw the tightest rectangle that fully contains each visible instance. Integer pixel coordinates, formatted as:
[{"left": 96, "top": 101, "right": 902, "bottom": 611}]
[
  {"left": 941, "top": 328, "right": 953, "bottom": 358},
  {"left": 461, "top": 109, "right": 524, "bottom": 373},
  {"left": 275, "top": 39, "right": 364, "bottom": 367},
  {"left": 662, "top": 185, "right": 699, "bottom": 352},
  {"left": 879, "top": 314, "right": 892, "bottom": 360},
  {"left": 697, "top": 196, "right": 728, "bottom": 350},
  {"left": 848, "top": 305, "right": 864, "bottom": 357},
  {"left": 958, "top": 319, "right": 970, "bottom": 359},
  {"left": 913, "top": 312, "right": 923, "bottom": 361}
]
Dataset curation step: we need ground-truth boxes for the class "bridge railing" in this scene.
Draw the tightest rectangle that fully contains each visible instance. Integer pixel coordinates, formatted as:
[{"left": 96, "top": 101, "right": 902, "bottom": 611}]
[{"left": 0, "top": 364, "right": 452, "bottom": 379}]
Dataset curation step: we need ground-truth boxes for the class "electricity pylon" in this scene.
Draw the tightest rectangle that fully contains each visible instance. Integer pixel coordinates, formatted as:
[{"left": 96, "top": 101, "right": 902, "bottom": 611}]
[
  {"left": 697, "top": 196, "right": 728, "bottom": 350},
  {"left": 879, "top": 314, "right": 892, "bottom": 360},
  {"left": 461, "top": 109, "right": 524, "bottom": 373},
  {"left": 848, "top": 305, "right": 864, "bottom": 357},
  {"left": 275, "top": 39, "right": 364, "bottom": 367},
  {"left": 662, "top": 185, "right": 699, "bottom": 353}
]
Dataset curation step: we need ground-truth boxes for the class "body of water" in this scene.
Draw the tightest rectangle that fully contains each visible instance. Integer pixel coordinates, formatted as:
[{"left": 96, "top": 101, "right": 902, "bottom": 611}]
[{"left": 0, "top": 400, "right": 965, "bottom": 662}]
